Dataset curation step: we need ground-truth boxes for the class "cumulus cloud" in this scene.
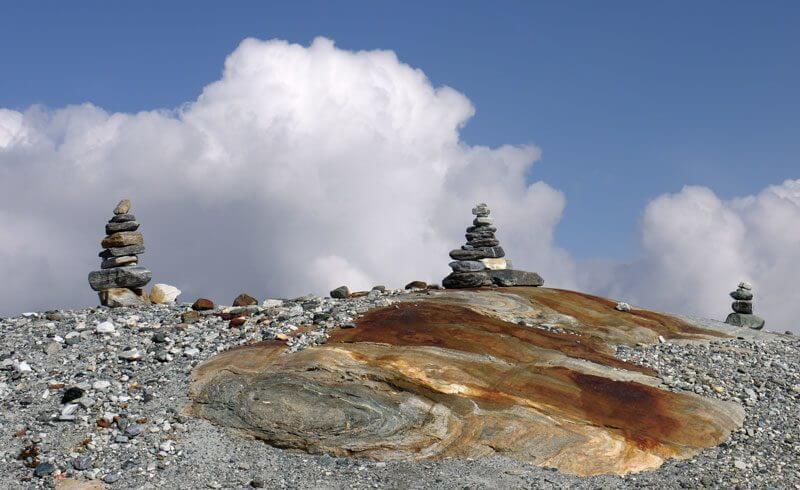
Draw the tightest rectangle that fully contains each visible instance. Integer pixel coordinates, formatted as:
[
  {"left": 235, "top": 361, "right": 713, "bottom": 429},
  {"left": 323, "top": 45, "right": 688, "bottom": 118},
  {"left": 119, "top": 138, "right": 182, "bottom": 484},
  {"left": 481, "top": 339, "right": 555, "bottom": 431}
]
[
  {"left": 581, "top": 180, "right": 800, "bottom": 332},
  {"left": 0, "top": 37, "right": 569, "bottom": 314}
]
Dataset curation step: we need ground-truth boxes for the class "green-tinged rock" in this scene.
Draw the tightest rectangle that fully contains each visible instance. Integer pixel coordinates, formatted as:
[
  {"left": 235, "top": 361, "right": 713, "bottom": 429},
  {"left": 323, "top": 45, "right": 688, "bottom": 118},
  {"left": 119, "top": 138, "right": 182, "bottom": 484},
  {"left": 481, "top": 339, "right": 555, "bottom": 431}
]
[{"left": 725, "top": 313, "right": 765, "bottom": 330}]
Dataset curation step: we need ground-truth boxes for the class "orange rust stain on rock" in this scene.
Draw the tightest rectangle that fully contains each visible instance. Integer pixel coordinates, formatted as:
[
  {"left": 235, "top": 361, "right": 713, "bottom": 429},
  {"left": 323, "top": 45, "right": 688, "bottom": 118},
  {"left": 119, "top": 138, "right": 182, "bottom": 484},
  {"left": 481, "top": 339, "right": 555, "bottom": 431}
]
[
  {"left": 566, "top": 370, "right": 680, "bottom": 450},
  {"left": 330, "top": 302, "right": 654, "bottom": 375},
  {"left": 512, "top": 287, "right": 728, "bottom": 340}
]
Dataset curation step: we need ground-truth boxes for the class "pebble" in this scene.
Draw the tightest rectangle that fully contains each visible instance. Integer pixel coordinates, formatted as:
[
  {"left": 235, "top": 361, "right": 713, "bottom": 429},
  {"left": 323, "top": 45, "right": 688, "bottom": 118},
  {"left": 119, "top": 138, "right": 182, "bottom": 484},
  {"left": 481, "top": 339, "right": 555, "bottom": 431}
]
[
  {"left": 95, "top": 321, "right": 116, "bottom": 334},
  {"left": 118, "top": 348, "right": 142, "bottom": 361},
  {"left": 33, "top": 462, "right": 55, "bottom": 477},
  {"left": 93, "top": 380, "right": 111, "bottom": 391}
]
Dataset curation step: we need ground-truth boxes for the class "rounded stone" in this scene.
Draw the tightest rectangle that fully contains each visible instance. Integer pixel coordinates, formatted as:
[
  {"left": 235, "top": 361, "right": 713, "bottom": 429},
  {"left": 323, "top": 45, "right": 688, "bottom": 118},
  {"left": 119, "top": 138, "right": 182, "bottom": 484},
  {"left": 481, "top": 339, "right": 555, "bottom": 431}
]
[
  {"left": 233, "top": 293, "right": 258, "bottom": 307},
  {"left": 732, "top": 301, "right": 753, "bottom": 314},
  {"left": 442, "top": 272, "right": 492, "bottom": 289},
  {"left": 449, "top": 260, "right": 486, "bottom": 272},
  {"left": 151, "top": 284, "right": 182, "bottom": 304},
  {"left": 101, "top": 231, "right": 144, "bottom": 249},
  {"left": 105, "top": 220, "right": 139, "bottom": 234},
  {"left": 725, "top": 312, "right": 765, "bottom": 330},
  {"left": 109, "top": 213, "right": 136, "bottom": 223},
  {"left": 88, "top": 266, "right": 151, "bottom": 291},
  {"left": 113, "top": 199, "right": 131, "bottom": 215},
  {"left": 730, "top": 289, "right": 753, "bottom": 301},
  {"left": 330, "top": 286, "right": 350, "bottom": 299},
  {"left": 99, "top": 244, "right": 145, "bottom": 258},
  {"left": 100, "top": 255, "right": 138, "bottom": 269},
  {"left": 488, "top": 269, "right": 544, "bottom": 287},
  {"left": 192, "top": 298, "right": 215, "bottom": 311}
]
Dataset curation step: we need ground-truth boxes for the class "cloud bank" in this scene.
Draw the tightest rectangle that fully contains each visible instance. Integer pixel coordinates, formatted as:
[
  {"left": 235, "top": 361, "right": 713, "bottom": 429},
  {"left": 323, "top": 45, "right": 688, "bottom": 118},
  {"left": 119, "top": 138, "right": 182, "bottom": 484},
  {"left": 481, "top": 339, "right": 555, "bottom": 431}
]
[
  {"left": 588, "top": 180, "right": 800, "bottom": 331},
  {"left": 0, "top": 37, "right": 797, "bottom": 332},
  {"left": 0, "top": 37, "right": 571, "bottom": 315}
]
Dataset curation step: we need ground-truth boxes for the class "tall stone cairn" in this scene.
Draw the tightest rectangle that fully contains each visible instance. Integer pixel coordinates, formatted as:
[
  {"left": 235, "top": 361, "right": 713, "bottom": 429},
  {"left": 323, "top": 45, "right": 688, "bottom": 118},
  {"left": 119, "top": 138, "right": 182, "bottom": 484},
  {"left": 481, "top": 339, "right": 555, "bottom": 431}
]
[
  {"left": 443, "top": 203, "right": 543, "bottom": 289},
  {"left": 88, "top": 199, "right": 152, "bottom": 307},
  {"left": 724, "top": 281, "right": 765, "bottom": 330}
]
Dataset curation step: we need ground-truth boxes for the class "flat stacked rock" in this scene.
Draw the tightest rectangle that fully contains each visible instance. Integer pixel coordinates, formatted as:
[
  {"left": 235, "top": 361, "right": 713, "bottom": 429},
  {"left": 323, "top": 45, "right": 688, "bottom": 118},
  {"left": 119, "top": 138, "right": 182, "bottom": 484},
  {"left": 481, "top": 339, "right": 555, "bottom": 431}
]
[
  {"left": 443, "top": 203, "right": 544, "bottom": 289},
  {"left": 88, "top": 199, "right": 152, "bottom": 307},
  {"left": 725, "top": 281, "right": 765, "bottom": 330}
]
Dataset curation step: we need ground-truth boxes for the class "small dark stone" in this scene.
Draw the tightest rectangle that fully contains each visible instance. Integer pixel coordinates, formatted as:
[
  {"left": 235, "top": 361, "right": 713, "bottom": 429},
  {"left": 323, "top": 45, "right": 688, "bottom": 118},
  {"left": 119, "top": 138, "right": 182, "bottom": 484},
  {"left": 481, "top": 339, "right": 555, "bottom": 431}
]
[
  {"left": 233, "top": 293, "right": 258, "bottom": 307},
  {"left": 181, "top": 310, "right": 201, "bottom": 323},
  {"left": 45, "top": 311, "right": 64, "bottom": 321},
  {"left": 732, "top": 301, "right": 753, "bottom": 314},
  {"left": 192, "top": 298, "right": 215, "bottom": 311},
  {"left": 404, "top": 281, "right": 427, "bottom": 290},
  {"left": 72, "top": 455, "right": 93, "bottom": 471},
  {"left": 229, "top": 317, "right": 247, "bottom": 328},
  {"left": 449, "top": 260, "right": 486, "bottom": 272},
  {"left": 465, "top": 231, "right": 496, "bottom": 241},
  {"left": 33, "top": 462, "right": 55, "bottom": 477},
  {"left": 488, "top": 269, "right": 544, "bottom": 287},
  {"left": 99, "top": 245, "right": 146, "bottom": 258},
  {"left": 466, "top": 225, "right": 496, "bottom": 233},
  {"left": 476, "top": 246, "right": 505, "bottom": 258},
  {"left": 330, "top": 286, "right": 350, "bottom": 299},
  {"left": 88, "top": 266, "right": 151, "bottom": 291},
  {"left": 109, "top": 213, "right": 136, "bottom": 223},
  {"left": 465, "top": 238, "right": 499, "bottom": 248},
  {"left": 725, "top": 313, "right": 765, "bottom": 330},
  {"left": 449, "top": 249, "right": 486, "bottom": 261},
  {"left": 371, "top": 285, "right": 386, "bottom": 292},
  {"left": 100, "top": 255, "right": 138, "bottom": 269},
  {"left": 151, "top": 331, "right": 168, "bottom": 343},
  {"left": 103, "top": 473, "right": 121, "bottom": 484},
  {"left": 61, "top": 387, "right": 85, "bottom": 404},
  {"left": 125, "top": 424, "right": 143, "bottom": 437},
  {"left": 250, "top": 480, "right": 266, "bottom": 488},
  {"left": 442, "top": 272, "right": 492, "bottom": 289},
  {"left": 313, "top": 312, "right": 331, "bottom": 323},
  {"left": 105, "top": 221, "right": 139, "bottom": 234},
  {"left": 730, "top": 288, "right": 754, "bottom": 301}
]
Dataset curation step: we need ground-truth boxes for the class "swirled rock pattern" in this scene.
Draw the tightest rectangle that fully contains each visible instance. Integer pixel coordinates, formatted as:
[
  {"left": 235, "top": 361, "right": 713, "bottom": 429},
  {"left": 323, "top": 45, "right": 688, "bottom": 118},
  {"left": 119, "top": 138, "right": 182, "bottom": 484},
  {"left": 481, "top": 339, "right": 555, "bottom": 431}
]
[{"left": 190, "top": 287, "right": 744, "bottom": 476}]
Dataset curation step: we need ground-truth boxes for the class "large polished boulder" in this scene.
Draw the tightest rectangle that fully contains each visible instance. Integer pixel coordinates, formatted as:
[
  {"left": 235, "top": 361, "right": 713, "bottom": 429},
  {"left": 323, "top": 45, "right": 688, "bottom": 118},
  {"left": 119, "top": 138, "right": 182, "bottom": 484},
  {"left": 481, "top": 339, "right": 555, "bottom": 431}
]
[{"left": 190, "top": 287, "right": 744, "bottom": 476}]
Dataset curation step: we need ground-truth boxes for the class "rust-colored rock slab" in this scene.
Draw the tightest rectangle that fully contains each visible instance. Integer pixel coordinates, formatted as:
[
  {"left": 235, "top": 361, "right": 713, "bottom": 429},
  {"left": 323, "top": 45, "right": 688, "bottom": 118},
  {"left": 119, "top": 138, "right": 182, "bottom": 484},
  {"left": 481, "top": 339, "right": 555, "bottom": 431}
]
[
  {"left": 190, "top": 288, "right": 743, "bottom": 476},
  {"left": 425, "top": 287, "right": 729, "bottom": 346}
]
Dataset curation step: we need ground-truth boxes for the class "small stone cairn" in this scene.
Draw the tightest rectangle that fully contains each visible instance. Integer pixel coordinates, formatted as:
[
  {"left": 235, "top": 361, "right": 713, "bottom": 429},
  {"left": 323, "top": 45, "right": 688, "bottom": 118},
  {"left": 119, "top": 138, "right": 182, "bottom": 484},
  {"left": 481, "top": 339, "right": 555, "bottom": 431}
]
[
  {"left": 443, "top": 203, "right": 544, "bottom": 289},
  {"left": 88, "top": 199, "right": 152, "bottom": 307},
  {"left": 725, "top": 281, "right": 765, "bottom": 330}
]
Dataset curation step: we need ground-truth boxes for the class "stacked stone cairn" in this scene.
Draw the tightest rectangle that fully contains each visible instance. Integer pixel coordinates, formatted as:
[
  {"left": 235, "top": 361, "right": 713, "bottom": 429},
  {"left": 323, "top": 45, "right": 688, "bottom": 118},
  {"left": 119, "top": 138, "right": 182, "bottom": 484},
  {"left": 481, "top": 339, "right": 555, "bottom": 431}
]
[
  {"left": 88, "top": 199, "right": 152, "bottom": 307},
  {"left": 443, "top": 203, "right": 544, "bottom": 289},
  {"left": 724, "top": 281, "right": 765, "bottom": 330}
]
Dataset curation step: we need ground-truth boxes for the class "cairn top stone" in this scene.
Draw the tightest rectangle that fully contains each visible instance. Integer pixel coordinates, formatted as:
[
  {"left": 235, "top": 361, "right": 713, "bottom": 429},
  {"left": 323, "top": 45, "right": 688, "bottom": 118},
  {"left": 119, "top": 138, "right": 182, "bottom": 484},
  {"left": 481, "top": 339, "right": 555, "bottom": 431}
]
[
  {"left": 114, "top": 199, "right": 131, "bottom": 215},
  {"left": 738, "top": 281, "right": 753, "bottom": 290},
  {"left": 471, "top": 202, "right": 490, "bottom": 217}
]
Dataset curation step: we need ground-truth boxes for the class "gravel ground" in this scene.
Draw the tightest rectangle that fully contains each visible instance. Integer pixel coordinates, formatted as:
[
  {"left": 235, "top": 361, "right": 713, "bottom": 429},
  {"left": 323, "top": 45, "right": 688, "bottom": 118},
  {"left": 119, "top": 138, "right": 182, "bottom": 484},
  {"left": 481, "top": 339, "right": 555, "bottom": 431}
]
[{"left": 0, "top": 291, "right": 797, "bottom": 489}]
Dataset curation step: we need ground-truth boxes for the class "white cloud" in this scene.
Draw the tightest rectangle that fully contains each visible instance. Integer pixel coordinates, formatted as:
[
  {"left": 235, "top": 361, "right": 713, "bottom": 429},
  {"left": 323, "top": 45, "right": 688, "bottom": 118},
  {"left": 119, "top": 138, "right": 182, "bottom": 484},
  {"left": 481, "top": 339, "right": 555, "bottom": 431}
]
[
  {"left": 581, "top": 181, "right": 800, "bottom": 333},
  {"left": 0, "top": 37, "right": 568, "bottom": 313}
]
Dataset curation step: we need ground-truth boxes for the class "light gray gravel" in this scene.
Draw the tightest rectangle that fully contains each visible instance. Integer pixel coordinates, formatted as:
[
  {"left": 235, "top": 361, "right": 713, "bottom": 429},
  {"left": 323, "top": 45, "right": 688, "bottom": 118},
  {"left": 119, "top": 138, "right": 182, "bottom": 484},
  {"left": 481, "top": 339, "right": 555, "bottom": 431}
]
[{"left": 0, "top": 293, "right": 797, "bottom": 489}]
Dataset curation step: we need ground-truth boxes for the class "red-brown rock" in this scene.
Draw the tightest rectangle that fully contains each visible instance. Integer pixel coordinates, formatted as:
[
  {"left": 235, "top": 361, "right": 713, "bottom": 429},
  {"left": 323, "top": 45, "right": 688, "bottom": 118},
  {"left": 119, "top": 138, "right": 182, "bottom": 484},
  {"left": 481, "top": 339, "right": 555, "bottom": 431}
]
[{"left": 191, "top": 298, "right": 214, "bottom": 311}]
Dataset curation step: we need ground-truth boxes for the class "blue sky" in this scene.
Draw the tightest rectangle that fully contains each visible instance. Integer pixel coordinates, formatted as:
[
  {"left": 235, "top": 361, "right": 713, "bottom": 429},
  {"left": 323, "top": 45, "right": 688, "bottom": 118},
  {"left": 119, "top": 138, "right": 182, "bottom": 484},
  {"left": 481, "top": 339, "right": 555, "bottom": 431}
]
[{"left": 2, "top": 1, "right": 798, "bottom": 260}]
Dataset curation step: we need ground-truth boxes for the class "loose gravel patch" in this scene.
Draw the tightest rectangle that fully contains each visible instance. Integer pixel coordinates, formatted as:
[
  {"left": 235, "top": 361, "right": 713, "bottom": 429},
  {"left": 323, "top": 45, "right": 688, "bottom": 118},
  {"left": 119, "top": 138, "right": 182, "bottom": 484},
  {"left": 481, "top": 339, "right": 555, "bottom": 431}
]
[{"left": 0, "top": 292, "right": 797, "bottom": 489}]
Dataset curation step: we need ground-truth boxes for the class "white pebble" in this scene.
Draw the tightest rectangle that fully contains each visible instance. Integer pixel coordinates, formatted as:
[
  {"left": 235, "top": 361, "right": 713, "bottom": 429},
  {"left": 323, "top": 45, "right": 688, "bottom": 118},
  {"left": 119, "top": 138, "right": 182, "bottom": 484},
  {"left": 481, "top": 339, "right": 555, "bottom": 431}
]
[{"left": 95, "top": 321, "right": 115, "bottom": 334}]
